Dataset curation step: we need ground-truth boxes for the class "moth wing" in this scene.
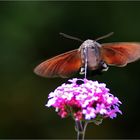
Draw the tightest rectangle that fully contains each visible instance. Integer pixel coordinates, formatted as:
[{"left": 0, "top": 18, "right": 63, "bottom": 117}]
[
  {"left": 101, "top": 42, "right": 140, "bottom": 66},
  {"left": 34, "top": 49, "right": 82, "bottom": 78}
]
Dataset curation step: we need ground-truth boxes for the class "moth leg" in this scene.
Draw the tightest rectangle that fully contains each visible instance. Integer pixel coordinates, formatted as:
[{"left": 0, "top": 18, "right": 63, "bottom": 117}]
[
  {"left": 79, "top": 66, "right": 85, "bottom": 75},
  {"left": 99, "top": 61, "right": 109, "bottom": 72}
]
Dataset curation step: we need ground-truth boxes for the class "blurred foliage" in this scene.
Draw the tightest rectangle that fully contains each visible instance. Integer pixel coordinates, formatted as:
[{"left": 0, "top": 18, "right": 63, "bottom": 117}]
[{"left": 0, "top": 1, "right": 140, "bottom": 139}]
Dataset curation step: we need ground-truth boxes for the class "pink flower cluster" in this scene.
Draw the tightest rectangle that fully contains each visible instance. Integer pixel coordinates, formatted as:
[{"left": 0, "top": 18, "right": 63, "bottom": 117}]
[{"left": 46, "top": 78, "right": 122, "bottom": 121}]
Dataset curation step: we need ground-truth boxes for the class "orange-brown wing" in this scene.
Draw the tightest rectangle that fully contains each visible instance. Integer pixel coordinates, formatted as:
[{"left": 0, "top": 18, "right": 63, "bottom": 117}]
[
  {"left": 101, "top": 42, "right": 140, "bottom": 66},
  {"left": 34, "top": 49, "right": 82, "bottom": 78}
]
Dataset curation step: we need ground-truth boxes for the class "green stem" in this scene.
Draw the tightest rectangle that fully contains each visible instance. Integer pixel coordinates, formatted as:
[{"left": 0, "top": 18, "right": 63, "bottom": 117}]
[{"left": 75, "top": 121, "right": 88, "bottom": 140}]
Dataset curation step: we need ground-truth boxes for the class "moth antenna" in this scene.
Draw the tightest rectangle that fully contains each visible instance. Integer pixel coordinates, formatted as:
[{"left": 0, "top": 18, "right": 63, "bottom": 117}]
[
  {"left": 59, "top": 32, "right": 83, "bottom": 42},
  {"left": 95, "top": 32, "right": 114, "bottom": 42}
]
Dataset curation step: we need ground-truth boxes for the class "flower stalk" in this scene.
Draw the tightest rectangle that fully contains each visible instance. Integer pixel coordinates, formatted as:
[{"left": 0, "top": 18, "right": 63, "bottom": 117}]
[{"left": 75, "top": 121, "right": 88, "bottom": 140}]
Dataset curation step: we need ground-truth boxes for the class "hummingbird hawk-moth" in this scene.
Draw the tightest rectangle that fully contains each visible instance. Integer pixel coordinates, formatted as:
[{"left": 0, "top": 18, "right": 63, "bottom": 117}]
[{"left": 34, "top": 32, "right": 140, "bottom": 78}]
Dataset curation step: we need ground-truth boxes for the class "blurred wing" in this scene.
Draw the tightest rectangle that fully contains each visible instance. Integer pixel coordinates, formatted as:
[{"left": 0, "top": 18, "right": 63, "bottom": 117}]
[
  {"left": 101, "top": 42, "right": 140, "bottom": 66},
  {"left": 34, "top": 49, "right": 82, "bottom": 78}
]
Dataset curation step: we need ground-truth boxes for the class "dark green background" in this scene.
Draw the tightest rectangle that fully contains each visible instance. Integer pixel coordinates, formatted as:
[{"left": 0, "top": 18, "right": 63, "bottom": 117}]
[{"left": 0, "top": 1, "right": 140, "bottom": 139}]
